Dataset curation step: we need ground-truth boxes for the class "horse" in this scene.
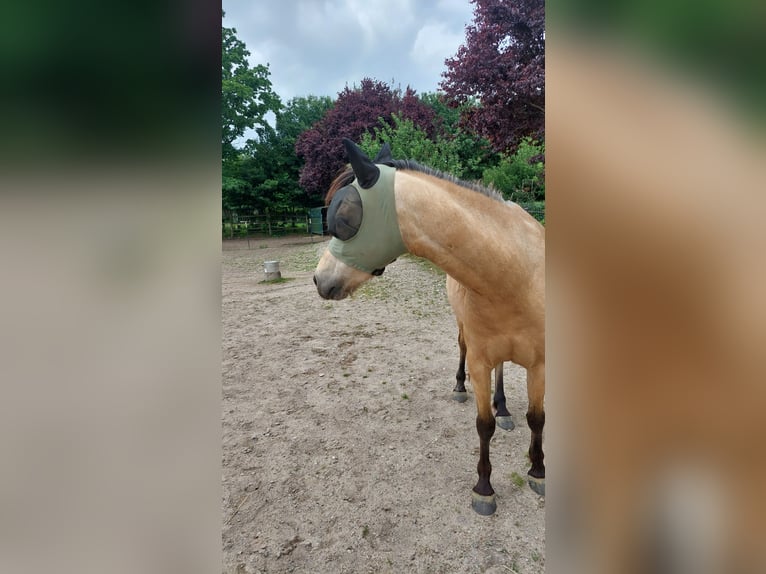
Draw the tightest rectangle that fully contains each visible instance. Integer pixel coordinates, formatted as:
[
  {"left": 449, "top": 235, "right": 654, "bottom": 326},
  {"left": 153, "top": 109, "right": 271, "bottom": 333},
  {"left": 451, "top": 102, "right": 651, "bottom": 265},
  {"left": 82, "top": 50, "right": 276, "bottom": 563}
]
[
  {"left": 313, "top": 139, "right": 545, "bottom": 515},
  {"left": 446, "top": 275, "right": 515, "bottom": 431}
]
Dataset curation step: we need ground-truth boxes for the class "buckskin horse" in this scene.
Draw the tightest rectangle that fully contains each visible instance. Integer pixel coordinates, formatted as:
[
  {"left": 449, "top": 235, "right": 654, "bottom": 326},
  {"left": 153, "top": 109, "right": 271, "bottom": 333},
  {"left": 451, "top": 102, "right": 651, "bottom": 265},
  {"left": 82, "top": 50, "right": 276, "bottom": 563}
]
[
  {"left": 447, "top": 275, "right": 514, "bottom": 432},
  {"left": 313, "top": 139, "right": 545, "bottom": 515}
]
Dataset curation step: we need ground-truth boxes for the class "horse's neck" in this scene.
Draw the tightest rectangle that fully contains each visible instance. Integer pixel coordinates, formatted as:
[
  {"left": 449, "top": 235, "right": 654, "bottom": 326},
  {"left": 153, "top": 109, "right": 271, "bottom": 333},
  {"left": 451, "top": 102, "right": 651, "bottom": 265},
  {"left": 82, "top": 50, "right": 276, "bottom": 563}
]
[{"left": 394, "top": 171, "right": 543, "bottom": 297}]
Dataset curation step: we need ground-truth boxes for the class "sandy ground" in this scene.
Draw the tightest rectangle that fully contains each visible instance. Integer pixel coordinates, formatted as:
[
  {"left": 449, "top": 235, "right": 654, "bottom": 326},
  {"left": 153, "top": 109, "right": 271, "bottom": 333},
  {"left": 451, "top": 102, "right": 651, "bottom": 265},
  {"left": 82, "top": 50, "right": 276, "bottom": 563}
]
[{"left": 222, "top": 234, "right": 545, "bottom": 574}]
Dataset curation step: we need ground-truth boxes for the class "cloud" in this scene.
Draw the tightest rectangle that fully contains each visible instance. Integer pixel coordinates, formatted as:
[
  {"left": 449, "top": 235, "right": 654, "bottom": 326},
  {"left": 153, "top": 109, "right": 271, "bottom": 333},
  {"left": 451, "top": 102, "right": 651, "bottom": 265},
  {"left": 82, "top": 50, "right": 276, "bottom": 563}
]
[
  {"left": 223, "top": 0, "right": 472, "bottom": 100},
  {"left": 410, "top": 22, "right": 465, "bottom": 77},
  {"left": 345, "top": 0, "right": 416, "bottom": 48}
]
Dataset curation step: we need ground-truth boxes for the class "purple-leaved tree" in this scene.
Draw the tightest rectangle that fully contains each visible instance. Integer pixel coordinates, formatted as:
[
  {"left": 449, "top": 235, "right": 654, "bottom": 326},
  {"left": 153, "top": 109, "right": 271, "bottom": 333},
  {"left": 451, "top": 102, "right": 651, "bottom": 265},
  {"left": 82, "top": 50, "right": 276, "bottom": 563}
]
[
  {"left": 441, "top": 0, "right": 544, "bottom": 154},
  {"left": 295, "top": 79, "right": 435, "bottom": 198}
]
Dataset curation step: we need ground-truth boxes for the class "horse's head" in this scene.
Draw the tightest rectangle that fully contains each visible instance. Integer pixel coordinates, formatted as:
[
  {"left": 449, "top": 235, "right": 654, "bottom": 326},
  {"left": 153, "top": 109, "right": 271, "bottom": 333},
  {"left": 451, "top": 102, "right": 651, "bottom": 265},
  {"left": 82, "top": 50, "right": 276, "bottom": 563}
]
[{"left": 313, "top": 139, "right": 406, "bottom": 300}]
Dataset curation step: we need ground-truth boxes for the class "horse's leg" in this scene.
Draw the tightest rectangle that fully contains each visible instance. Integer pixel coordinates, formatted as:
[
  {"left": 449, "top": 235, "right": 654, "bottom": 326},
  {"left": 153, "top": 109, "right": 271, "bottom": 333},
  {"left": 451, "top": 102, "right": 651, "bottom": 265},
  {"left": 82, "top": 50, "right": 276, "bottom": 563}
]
[
  {"left": 492, "top": 363, "right": 515, "bottom": 430},
  {"left": 452, "top": 327, "right": 468, "bottom": 402},
  {"left": 526, "top": 362, "right": 546, "bottom": 496},
  {"left": 469, "top": 356, "right": 497, "bottom": 515}
]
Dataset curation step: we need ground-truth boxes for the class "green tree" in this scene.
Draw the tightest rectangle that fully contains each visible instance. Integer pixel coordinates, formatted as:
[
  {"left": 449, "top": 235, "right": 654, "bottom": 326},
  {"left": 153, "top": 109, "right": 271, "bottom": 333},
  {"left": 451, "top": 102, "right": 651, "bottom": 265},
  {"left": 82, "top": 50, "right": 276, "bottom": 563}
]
[
  {"left": 221, "top": 17, "right": 280, "bottom": 161},
  {"left": 222, "top": 153, "right": 257, "bottom": 214},
  {"left": 360, "top": 114, "right": 461, "bottom": 175},
  {"left": 249, "top": 95, "right": 334, "bottom": 211},
  {"left": 482, "top": 137, "right": 545, "bottom": 201},
  {"left": 418, "top": 93, "right": 498, "bottom": 181},
  {"left": 222, "top": 14, "right": 282, "bottom": 214},
  {"left": 360, "top": 104, "right": 498, "bottom": 183}
]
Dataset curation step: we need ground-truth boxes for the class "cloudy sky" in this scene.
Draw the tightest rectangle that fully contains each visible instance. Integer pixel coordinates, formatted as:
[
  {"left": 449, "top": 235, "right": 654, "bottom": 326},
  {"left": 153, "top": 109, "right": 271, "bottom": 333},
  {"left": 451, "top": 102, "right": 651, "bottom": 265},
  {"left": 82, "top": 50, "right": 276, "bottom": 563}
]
[{"left": 222, "top": 0, "right": 476, "bottom": 102}]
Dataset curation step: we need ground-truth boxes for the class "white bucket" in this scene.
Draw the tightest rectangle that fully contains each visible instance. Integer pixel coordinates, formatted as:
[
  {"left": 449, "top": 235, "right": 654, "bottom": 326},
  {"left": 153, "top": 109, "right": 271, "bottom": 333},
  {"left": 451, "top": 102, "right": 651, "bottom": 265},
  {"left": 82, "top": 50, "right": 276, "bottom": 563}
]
[{"left": 263, "top": 260, "right": 281, "bottom": 280}]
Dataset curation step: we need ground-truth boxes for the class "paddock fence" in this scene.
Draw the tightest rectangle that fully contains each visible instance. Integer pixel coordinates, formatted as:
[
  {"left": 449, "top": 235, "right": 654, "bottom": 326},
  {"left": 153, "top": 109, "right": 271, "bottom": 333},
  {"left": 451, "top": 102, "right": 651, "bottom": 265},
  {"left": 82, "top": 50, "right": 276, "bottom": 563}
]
[
  {"left": 222, "top": 203, "right": 543, "bottom": 240},
  {"left": 222, "top": 210, "right": 310, "bottom": 239},
  {"left": 519, "top": 203, "right": 545, "bottom": 223}
]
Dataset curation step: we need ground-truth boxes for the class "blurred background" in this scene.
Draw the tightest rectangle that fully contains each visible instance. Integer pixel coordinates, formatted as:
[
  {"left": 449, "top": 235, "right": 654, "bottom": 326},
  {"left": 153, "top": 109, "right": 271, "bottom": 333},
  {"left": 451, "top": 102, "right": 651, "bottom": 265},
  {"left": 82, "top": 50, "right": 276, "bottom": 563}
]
[
  {"left": 547, "top": 0, "right": 765, "bottom": 572},
  {"left": 0, "top": 1, "right": 222, "bottom": 573}
]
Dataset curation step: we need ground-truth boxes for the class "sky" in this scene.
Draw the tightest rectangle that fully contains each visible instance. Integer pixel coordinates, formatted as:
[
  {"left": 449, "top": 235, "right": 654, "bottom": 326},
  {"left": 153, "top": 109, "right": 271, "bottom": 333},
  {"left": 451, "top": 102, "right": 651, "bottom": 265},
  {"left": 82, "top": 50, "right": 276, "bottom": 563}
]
[{"left": 222, "top": 0, "right": 476, "bottom": 102}]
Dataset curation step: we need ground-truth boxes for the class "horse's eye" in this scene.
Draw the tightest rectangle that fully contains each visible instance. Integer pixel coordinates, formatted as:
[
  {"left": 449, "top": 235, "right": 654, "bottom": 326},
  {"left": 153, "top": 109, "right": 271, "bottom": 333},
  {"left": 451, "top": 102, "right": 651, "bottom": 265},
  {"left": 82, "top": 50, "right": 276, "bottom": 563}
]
[{"left": 327, "top": 185, "right": 362, "bottom": 240}]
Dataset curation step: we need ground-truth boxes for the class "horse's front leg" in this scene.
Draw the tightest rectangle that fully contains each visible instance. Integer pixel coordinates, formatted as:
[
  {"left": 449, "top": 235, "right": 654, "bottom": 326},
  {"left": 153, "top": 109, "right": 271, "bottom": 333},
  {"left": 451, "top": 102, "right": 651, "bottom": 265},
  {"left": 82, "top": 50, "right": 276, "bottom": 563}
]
[
  {"left": 526, "top": 362, "right": 545, "bottom": 496},
  {"left": 468, "top": 355, "right": 497, "bottom": 515}
]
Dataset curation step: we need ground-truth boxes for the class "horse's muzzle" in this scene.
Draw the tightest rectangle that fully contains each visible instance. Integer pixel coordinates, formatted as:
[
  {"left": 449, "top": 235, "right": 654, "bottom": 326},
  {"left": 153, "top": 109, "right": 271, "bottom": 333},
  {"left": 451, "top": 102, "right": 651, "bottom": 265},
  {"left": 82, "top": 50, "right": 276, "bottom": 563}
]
[{"left": 314, "top": 275, "right": 345, "bottom": 300}]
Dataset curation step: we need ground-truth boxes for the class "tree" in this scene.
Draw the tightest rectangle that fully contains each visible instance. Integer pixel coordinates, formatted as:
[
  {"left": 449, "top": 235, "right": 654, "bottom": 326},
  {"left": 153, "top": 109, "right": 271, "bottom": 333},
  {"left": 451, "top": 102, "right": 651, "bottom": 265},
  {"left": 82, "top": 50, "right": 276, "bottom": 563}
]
[
  {"left": 222, "top": 152, "right": 258, "bottom": 214},
  {"left": 295, "top": 79, "right": 436, "bottom": 198},
  {"left": 359, "top": 114, "right": 460, "bottom": 175},
  {"left": 221, "top": 16, "right": 280, "bottom": 161},
  {"left": 482, "top": 137, "right": 545, "bottom": 201},
  {"left": 223, "top": 95, "right": 333, "bottom": 213},
  {"left": 359, "top": 111, "right": 498, "bottom": 183},
  {"left": 419, "top": 92, "right": 499, "bottom": 181},
  {"left": 250, "top": 95, "right": 334, "bottom": 211},
  {"left": 441, "top": 0, "right": 544, "bottom": 154}
]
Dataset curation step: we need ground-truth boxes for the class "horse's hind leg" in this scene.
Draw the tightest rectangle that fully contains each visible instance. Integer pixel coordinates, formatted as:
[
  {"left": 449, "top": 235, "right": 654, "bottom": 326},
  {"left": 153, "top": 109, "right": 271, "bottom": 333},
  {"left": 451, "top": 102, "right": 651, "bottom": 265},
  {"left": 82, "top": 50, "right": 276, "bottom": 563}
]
[
  {"left": 526, "top": 362, "right": 545, "bottom": 496},
  {"left": 493, "top": 363, "right": 515, "bottom": 430},
  {"left": 452, "top": 327, "right": 468, "bottom": 402}
]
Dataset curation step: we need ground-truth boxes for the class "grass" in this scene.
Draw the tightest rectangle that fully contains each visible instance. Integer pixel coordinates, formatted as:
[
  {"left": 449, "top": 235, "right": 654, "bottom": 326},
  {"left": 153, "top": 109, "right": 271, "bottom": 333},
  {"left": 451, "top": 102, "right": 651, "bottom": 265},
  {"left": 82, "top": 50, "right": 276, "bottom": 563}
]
[
  {"left": 361, "top": 525, "right": 369, "bottom": 538},
  {"left": 510, "top": 472, "right": 525, "bottom": 488},
  {"left": 282, "top": 244, "right": 322, "bottom": 272},
  {"left": 355, "top": 276, "right": 393, "bottom": 300},
  {"left": 258, "top": 277, "right": 295, "bottom": 285}
]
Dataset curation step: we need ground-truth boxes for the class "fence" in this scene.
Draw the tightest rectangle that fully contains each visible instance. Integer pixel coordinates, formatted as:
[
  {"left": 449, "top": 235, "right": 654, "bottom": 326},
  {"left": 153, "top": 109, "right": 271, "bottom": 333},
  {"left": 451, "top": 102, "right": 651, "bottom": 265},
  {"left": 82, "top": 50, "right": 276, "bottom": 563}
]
[
  {"left": 223, "top": 203, "right": 544, "bottom": 239},
  {"left": 222, "top": 211, "right": 309, "bottom": 239},
  {"left": 519, "top": 203, "right": 545, "bottom": 223}
]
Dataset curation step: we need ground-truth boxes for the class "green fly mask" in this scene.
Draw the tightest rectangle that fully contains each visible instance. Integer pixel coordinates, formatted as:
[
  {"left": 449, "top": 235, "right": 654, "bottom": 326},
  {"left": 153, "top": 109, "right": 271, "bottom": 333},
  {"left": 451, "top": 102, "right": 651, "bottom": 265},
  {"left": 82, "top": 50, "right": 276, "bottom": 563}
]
[{"left": 326, "top": 140, "right": 407, "bottom": 275}]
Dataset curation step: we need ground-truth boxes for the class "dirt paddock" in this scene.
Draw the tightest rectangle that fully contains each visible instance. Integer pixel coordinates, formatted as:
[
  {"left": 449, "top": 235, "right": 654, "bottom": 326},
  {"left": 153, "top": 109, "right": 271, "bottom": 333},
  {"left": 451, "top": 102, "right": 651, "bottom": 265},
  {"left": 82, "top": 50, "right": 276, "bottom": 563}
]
[{"left": 222, "top": 234, "right": 545, "bottom": 573}]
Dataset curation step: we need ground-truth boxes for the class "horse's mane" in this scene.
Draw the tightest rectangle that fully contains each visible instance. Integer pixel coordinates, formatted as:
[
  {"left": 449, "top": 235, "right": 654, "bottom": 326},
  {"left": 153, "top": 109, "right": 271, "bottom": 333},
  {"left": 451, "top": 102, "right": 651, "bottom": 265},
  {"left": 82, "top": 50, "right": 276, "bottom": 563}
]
[
  {"left": 325, "top": 159, "right": 505, "bottom": 206},
  {"left": 325, "top": 166, "right": 356, "bottom": 206}
]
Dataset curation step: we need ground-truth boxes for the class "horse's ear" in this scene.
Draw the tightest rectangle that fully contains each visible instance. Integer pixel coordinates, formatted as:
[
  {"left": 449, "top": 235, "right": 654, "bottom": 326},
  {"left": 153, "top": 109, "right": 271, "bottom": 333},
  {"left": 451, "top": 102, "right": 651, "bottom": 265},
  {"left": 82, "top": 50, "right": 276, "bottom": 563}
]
[
  {"left": 342, "top": 138, "right": 380, "bottom": 189},
  {"left": 373, "top": 142, "right": 395, "bottom": 167}
]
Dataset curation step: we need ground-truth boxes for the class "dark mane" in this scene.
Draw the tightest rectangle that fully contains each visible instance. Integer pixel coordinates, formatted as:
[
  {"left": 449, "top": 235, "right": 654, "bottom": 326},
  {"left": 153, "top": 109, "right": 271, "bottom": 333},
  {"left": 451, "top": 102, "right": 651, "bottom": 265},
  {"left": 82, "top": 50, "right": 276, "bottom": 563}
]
[
  {"left": 389, "top": 159, "right": 505, "bottom": 202},
  {"left": 325, "top": 159, "right": 505, "bottom": 206}
]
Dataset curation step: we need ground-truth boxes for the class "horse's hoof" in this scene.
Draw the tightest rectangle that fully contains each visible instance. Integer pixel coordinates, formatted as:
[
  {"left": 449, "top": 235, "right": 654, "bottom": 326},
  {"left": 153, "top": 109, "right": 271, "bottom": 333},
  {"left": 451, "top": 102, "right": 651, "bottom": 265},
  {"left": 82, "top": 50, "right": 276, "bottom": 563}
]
[
  {"left": 471, "top": 491, "right": 497, "bottom": 516},
  {"left": 527, "top": 475, "right": 545, "bottom": 497},
  {"left": 495, "top": 415, "right": 515, "bottom": 430},
  {"left": 452, "top": 391, "right": 468, "bottom": 403}
]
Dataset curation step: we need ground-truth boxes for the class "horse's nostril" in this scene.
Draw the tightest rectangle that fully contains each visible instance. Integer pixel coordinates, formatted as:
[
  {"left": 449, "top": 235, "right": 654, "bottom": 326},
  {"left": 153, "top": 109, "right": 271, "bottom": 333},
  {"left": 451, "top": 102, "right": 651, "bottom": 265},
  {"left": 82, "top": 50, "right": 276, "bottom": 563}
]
[{"left": 313, "top": 275, "right": 317, "bottom": 286}]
